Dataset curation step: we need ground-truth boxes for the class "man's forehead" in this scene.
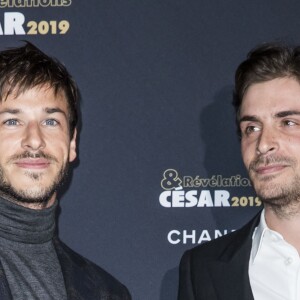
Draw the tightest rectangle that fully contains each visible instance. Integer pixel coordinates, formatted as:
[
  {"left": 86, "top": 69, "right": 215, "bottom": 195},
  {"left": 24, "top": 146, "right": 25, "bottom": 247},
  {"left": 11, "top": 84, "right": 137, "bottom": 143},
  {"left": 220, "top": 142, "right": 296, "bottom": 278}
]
[
  {"left": 240, "top": 78, "right": 300, "bottom": 110},
  {"left": 2, "top": 84, "right": 66, "bottom": 102},
  {"left": 0, "top": 85, "right": 68, "bottom": 114},
  {"left": 243, "top": 77, "right": 300, "bottom": 98}
]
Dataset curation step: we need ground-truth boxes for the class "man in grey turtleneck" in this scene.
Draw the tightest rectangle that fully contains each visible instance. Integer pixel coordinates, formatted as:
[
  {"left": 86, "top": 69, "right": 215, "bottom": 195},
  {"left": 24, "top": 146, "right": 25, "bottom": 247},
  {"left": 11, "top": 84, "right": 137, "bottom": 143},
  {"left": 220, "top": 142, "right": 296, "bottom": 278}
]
[{"left": 0, "top": 42, "right": 131, "bottom": 300}]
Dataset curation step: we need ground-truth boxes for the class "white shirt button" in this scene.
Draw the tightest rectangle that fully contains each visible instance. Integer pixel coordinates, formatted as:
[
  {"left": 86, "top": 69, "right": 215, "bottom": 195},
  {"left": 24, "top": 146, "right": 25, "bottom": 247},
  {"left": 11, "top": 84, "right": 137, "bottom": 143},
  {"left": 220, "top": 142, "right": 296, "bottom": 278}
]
[{"left": 285, "top": 257, "right": 293, "bottom": 265}]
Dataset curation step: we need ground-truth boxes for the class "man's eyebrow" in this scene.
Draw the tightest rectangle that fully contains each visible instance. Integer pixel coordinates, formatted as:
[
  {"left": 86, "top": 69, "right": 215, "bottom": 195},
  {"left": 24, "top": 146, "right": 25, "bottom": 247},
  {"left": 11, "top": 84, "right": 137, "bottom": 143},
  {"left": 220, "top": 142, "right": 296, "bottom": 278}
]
[
  {"left": 44, "top": 107, "right": 67, "bottom": 117},
  {"left": 239, "top": 115, "right": 259, "bottom": 123},
  {"left": 0, "top": 109, "right": 21, "bottom": 115},
  {"left": 239, "top": 111, "right": 300, "bottom": 124},
  {"left": 275, "top": 110, "right": 300, "bottom": 118},
  {"left": 0, "top": 108, "right": 68, "bottom": 117}
]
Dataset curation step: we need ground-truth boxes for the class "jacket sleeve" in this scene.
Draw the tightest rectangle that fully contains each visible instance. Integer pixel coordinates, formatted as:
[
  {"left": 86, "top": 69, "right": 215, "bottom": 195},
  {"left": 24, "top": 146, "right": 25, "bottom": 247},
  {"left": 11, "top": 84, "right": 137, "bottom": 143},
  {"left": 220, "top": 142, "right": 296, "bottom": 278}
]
[
  {"left": 121, "top": 285, "right": 132, "bottom": 300},
  {"left": 178, "top": 250, "right": 195, "bottom": 300}
]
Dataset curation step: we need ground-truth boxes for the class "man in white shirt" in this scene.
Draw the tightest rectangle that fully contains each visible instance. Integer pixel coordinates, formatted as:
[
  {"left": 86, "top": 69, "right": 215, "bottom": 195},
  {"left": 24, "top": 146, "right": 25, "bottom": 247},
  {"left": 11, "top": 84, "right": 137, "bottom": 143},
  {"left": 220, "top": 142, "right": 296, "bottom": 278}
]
[{"left": 178, "top": 43, "right": 300, "bottom": 300}]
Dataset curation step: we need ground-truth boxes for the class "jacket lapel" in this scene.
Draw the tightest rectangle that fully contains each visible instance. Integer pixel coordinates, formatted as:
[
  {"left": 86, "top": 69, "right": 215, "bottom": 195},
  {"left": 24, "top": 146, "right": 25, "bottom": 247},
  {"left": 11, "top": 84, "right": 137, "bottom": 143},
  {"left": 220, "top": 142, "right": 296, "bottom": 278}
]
[
  {"left": 209, "top": 213, "right": 261, "bottom": 300},
  {"left": 53, "top": 237, "right": 94, "bottom": 300},
  {"left": 0, "top": 260, "right": 12, "bottom": 299},
  {"left": 0, "top": 237, "right": 106, "bottom": 300}
]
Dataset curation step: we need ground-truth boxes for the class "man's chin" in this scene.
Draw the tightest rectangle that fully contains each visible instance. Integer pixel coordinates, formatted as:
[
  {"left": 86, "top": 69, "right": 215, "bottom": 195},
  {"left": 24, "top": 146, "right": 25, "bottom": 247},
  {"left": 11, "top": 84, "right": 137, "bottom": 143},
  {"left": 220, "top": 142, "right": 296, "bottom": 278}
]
[
  {"left": 255, "top": 188, "right": 283, "bottom": 203},
  {"left": 252, "top": 175, "right": 287, "bottom": 193},
  {"left": 0, "top": 185, "right": 55, "bottom": 206},
  {"left": 0, "top": 162, "right": 69, "bottom": 206}
]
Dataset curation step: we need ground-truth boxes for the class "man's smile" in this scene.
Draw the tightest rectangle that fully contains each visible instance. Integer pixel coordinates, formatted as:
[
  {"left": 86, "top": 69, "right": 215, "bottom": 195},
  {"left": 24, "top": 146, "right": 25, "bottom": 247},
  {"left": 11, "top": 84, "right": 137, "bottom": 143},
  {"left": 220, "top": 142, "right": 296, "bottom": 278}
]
[
  {"left": 15, "top": 158, "right": 51, "bottom": 169},
  {"left": 253, "top": 164, "right": 289, "bottom": 175}
]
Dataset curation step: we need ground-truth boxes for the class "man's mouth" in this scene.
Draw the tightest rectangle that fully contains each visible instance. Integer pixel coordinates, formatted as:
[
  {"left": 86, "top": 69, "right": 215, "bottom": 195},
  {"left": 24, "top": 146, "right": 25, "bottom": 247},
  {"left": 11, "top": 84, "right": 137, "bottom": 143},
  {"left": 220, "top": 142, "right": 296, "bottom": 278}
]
[
  {"left": 254, "top": 164, "right": 288, "bottom": 175},
  {"left": 15, "top": 158, "right": 51, "bottom": 169}
]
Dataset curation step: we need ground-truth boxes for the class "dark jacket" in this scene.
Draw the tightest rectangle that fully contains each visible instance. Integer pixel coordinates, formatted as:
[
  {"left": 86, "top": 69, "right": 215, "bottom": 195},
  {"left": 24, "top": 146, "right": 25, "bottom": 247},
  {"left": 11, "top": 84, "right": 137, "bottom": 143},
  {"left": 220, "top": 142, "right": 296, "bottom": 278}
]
[
  {"left": 178, "top": 213, "right": 261, "bottom": 300},
  {"left": 0, "top": 237, "right": 131, "bottom": 300}
]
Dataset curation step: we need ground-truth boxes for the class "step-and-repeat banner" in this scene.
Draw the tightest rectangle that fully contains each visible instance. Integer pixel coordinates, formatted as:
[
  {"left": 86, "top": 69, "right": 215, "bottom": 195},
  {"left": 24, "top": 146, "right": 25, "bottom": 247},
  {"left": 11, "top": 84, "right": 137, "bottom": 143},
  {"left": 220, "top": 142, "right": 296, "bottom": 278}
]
[{"left": 1, "top": 1, "right": 300, "bottom": 299}]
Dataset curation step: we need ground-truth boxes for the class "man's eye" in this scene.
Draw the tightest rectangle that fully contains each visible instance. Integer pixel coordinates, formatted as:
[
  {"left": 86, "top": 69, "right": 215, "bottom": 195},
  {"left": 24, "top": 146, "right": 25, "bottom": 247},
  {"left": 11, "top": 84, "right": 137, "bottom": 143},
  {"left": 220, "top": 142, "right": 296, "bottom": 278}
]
[
  {"left": 283, "top": 120, "right": 296, "bottom": 126},
  {"left": 244, "top": 126, "right": 260, "bottom": 135},
  {"left": 4, "top": 119, "right": 19, "bottom": 126},
  {"left": 44, "top": 119, "right": 58, "bottom": 126}
]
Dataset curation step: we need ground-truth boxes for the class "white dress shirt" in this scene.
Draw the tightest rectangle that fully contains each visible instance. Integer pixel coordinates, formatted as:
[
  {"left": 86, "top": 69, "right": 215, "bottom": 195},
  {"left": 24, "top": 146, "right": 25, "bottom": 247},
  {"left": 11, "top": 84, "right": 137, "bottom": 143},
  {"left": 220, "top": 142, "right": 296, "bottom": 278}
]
[{"left": 249, "top": 210, "right": 300, "bottom": 300}]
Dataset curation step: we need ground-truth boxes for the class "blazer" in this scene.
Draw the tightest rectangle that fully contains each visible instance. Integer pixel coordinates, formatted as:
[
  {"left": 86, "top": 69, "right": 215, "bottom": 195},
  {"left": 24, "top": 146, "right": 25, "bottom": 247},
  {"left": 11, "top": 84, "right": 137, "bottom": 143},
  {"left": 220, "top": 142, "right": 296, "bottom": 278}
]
[
  {"left": 0, "top": 236, "right": 131, "bottom": 300},
  {"left": 178, "top": 212, "right": 261, "bottom": 300}
]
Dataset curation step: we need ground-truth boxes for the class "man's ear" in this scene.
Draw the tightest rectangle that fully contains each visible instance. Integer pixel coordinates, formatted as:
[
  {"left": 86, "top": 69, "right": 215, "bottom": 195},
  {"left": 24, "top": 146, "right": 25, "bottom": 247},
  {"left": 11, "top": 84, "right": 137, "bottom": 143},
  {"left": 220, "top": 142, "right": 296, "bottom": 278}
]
[{"left": 69, "top": 128, "right": 77, "bottom": 162}]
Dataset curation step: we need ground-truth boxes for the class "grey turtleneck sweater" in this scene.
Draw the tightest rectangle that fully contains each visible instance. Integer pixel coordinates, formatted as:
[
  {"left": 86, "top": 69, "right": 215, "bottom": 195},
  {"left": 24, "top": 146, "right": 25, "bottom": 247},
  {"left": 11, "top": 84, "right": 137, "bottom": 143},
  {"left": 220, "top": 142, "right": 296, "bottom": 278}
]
[{"left": 0, "top": 197, "right": 67, "bottom": 300}]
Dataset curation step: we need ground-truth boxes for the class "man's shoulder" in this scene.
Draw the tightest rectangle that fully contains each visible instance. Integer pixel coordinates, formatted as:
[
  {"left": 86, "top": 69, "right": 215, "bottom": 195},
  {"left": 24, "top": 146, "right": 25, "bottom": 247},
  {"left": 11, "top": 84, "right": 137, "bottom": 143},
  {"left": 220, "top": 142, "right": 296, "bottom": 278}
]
[
  {"left": 53, "top": 237, "right": 131, "bottom": 300},
  {"left": 178, "top": 213, "right": 261, "bottom": 299},
  {"left": 183, "top": 211, "right": 261, "bottom": 263}
]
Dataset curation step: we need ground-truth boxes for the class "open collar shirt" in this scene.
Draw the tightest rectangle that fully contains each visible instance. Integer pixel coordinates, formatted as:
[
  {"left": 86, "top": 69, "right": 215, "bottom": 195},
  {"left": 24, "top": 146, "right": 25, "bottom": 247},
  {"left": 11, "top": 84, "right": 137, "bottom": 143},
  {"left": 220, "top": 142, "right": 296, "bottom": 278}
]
[{"left": 249, "top": 210, "right": 300, "bottom": 300}]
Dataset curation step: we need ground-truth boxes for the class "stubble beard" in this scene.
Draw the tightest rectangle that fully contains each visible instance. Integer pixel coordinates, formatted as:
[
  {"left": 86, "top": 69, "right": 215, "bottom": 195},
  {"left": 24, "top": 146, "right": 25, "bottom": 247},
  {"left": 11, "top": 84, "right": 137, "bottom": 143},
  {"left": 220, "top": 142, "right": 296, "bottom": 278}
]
[
  {"left": 249, "top": 155, "right": 300, "bottom": 218},
  {"left": 0, "top": 152, "right": 69, "bottom": 206}
]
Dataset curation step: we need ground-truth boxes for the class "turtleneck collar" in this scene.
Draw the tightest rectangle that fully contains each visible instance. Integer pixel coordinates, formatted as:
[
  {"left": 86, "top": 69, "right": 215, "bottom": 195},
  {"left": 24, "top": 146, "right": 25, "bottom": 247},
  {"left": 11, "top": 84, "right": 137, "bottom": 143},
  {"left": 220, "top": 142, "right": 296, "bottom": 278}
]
[{"left": 0, "top": 197, "right": 56, "bottom": 244}]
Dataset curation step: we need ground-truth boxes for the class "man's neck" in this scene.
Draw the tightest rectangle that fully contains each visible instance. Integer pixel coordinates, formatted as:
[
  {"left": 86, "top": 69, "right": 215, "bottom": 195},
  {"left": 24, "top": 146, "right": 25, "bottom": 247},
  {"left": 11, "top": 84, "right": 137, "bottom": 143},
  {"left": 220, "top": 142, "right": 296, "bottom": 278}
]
[{"left": 265, "top": 205, "right": 300, "bottom": 254}]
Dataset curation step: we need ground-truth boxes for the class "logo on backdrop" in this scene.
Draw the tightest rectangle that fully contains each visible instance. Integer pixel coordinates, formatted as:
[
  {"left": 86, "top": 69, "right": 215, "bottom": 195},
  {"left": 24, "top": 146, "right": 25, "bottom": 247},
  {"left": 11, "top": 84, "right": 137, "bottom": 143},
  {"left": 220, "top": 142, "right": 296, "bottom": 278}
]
[
  {"left": 167, "top": 228, "right": 236, "bottom": 245},
  {"left": 161, "top": 168, "right": 261, "bottom": 245},
  {"left": 160, "top": 168, "right": 261, "bottom": 208},
  {"left": 0, "top": 0, "right": 72, "bottom": 35}
]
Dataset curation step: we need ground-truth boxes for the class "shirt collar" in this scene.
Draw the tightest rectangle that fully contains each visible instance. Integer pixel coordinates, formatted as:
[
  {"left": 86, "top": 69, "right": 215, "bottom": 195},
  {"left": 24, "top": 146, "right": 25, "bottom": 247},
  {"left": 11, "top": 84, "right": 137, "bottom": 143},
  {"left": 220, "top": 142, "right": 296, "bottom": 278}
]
[
  {"left": 251, "top": 209, "right": 285, "bottom": 264},
  {"left": 251, "top": 210, "right": 267, "bottom": 263}
]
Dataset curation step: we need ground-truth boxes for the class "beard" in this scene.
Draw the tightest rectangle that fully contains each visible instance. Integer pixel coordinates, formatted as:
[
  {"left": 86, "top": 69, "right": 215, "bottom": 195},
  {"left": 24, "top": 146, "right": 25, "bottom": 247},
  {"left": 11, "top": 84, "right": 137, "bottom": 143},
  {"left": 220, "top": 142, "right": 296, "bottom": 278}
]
[
  {"left": 249, "top": 154, "right": 300, "bottom": 217},
  {"left": 0, "top": 151, "right": 69, "bottom": 205}
]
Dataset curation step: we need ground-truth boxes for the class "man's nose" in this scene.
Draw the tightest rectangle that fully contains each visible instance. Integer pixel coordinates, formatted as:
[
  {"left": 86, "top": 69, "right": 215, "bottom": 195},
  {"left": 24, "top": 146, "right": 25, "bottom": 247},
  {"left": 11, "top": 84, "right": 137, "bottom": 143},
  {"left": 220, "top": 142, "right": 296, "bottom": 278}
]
[
  {"left": 21, "top": 122, "right": 46, "bottom": 151},
  {"left": 256, "top": 127, "right": 278, "bottom": 155}
]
